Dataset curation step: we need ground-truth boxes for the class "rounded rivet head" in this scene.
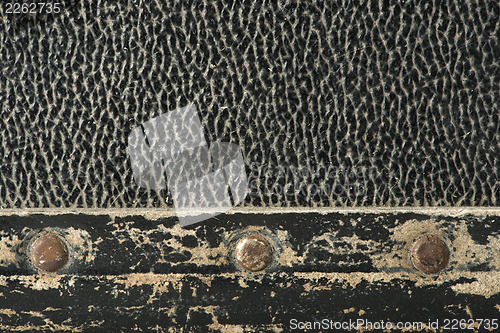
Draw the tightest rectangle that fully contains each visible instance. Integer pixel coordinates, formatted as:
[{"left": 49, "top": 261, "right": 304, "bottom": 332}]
[
  {"left": 235, "top": 234, "right": 273, "bottom": 272},
  {"left": 410, "top": 234, "right": 450, "bottom": 274},
  {"left": 30, "top": 233, "right": 68, "bottom": 272}
]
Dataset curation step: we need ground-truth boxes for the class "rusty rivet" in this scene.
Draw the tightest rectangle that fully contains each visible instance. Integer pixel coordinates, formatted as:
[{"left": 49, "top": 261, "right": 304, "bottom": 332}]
[
  {"left": 410, "top": 234, "right": 450, "bottom": 274},
  {"left": 235, "top": 234, "right": 273, "bottom": 272},
  {"left": 30, "top": 233, "right": 68, "bottom": 273}
]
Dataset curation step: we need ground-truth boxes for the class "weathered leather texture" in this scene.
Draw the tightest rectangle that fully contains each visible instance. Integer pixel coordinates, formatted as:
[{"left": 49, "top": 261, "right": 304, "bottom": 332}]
[{"left": 0, "top": 0, "right": 498, "bottom": 208}]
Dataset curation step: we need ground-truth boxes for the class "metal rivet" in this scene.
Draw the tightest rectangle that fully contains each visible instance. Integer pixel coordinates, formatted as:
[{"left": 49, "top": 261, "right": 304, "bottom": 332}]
[
  {"left": 410, "top": 234, "right": 450, "bottom": 274},
  {"left": 234, "top": 234, "right": 273, "bottom": 272},
  {"left": 30, "top": 233, "right": 68, "bottom": 272}
]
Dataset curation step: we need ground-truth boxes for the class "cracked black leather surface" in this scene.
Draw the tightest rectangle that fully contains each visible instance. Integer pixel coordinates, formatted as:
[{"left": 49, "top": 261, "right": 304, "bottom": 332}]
[{"left": 0, "top": 0, "right": 498, "bottom": 208}]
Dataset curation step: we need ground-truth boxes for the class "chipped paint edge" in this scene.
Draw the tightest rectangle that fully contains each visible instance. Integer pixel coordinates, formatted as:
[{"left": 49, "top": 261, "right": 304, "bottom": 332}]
[{"left": 0, "top": 206, "right": 498, "bottom": 219}]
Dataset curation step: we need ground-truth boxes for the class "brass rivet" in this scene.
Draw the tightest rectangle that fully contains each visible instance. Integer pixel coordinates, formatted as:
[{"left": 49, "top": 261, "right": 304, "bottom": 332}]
[
  {"left": 30, "top": 233, "right": 68, "bottom": 272},
  {"left": 234, "top": 234, "right": 273, "bottom": 272},
  {"left": 410, "top": 234, "right": 450, "bottom": 274}
]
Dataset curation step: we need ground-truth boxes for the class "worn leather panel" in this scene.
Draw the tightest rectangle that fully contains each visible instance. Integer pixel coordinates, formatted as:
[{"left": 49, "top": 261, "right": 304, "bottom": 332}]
[{"left": 0, "top": 0, "right": 499, "bottom": 208}]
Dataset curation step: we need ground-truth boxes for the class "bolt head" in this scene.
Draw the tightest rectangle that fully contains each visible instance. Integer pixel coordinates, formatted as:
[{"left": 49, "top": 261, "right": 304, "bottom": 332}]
[
  {"left": 410, "top": 234, "right": 450, "bottom": 274},
  {"left": 30, "top": 233, "right": 68, "bottom": 272},
  {"left": 235, "top": 234, "right": 273, "bottom": 272}
]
